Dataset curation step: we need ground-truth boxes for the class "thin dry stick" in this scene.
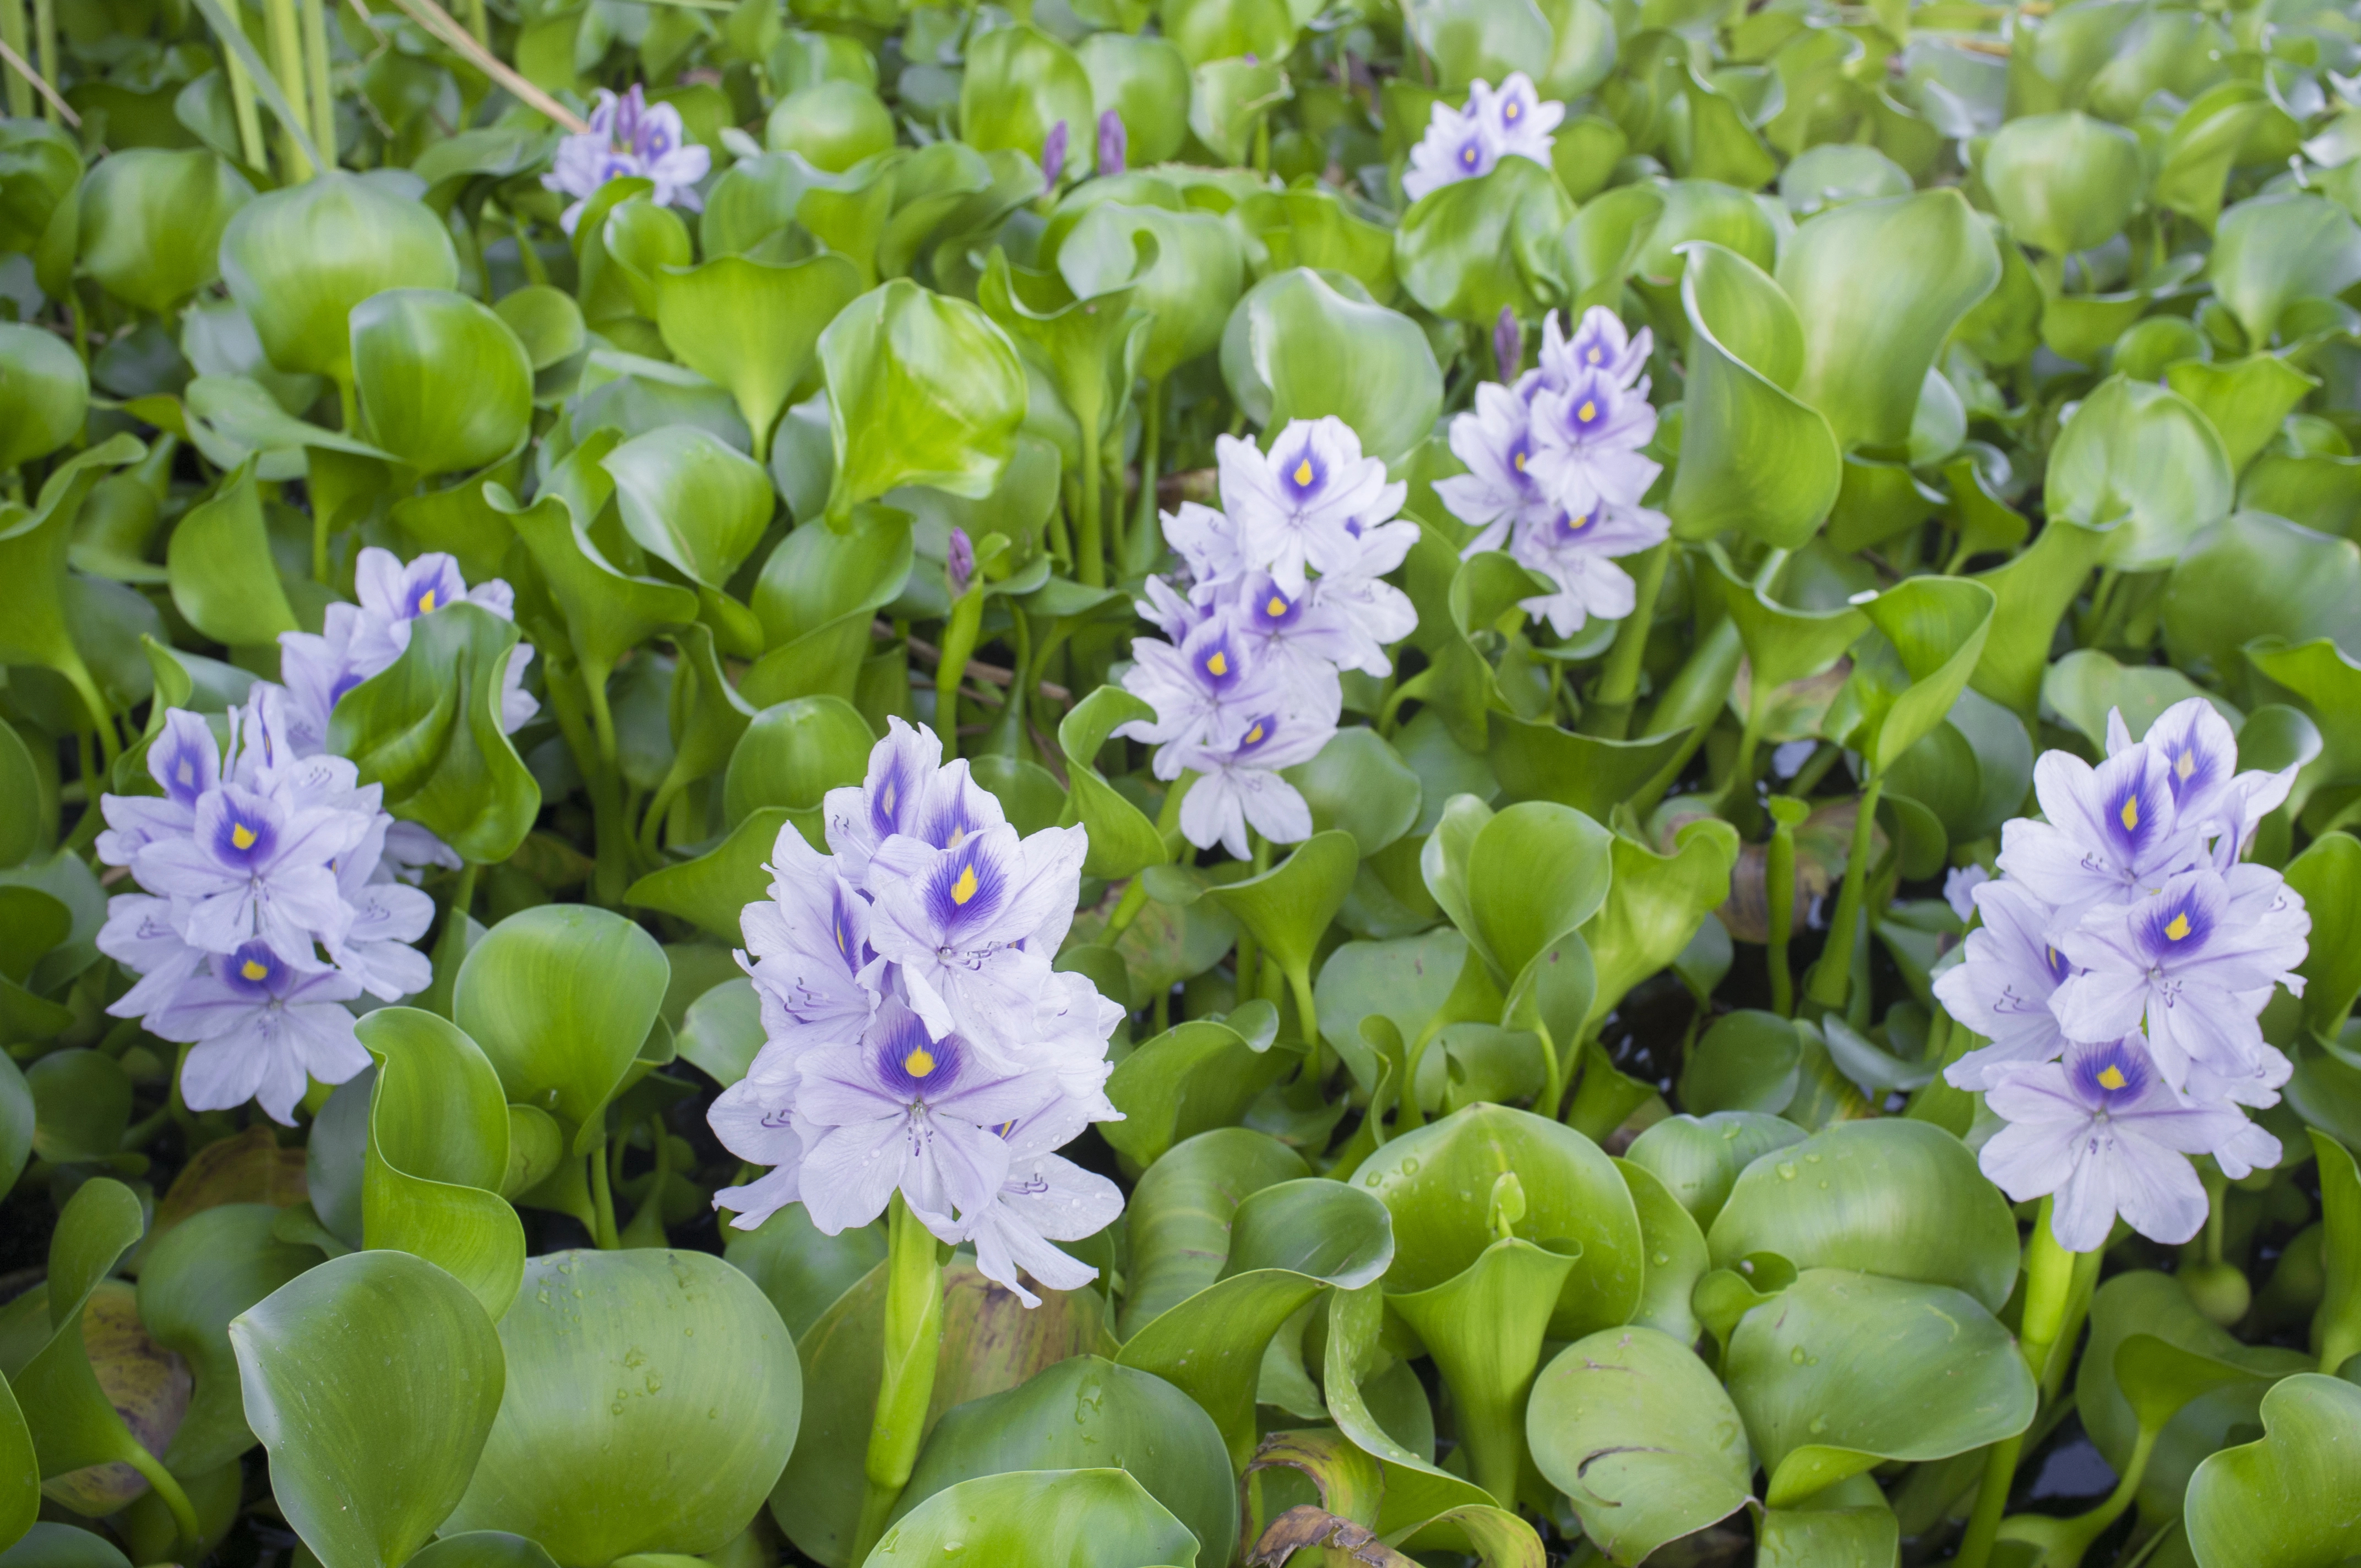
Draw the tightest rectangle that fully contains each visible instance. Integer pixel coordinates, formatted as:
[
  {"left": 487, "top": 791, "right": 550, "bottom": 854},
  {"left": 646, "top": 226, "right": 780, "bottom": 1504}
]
[
  {"left": 0, "top": 33, "right": 77, "bottom": 124},
  {"left": 372, "top": 0, "right": 588, "bottom": 131}
]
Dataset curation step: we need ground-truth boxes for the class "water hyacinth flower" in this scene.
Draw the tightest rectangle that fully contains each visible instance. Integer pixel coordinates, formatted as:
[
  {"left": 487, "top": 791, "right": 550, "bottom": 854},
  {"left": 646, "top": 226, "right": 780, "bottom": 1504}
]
[
  {"left": 1216, "top": 418, "right": 1404, "bottom": 598},
  {"left": 1097, "top": 109, "right": 1127, "bottom": 177},
  {"left": 1402, "top": 72, "right": 1562, "bottom": 202},
  {"left": 145, "top": 941, "right": 370, "bottom": 1124},
  {"left": 1170, "top": 707, "right": 1330, "bottom": 859},
  {"left": 1508, "top": 503, "right": 1671, "bottom": 638},
  {"left": 711, "top": 722, "right": 1125, "bottom": 1305},
  {"left": 1526, "top": 371, "right": 1663, "bottom": 521},
  {"left": 1979, "top": 1036, "right": 2251, "bottom": 1253},
  {"left": 1934, "top": 697, "right": 2310, "bottom": 1251},
  {"left": 1041, "top": 119, "right": 1070, "bottom": 188},
  {"left": 1118, "top": 613, "right": 1288, "bottom": 759},
  {"left": 543, "top": 84, "right": 712, "bottom": 234},
  {"left": 1435, "top": 382, "right": 1555, "bottom": 551}
]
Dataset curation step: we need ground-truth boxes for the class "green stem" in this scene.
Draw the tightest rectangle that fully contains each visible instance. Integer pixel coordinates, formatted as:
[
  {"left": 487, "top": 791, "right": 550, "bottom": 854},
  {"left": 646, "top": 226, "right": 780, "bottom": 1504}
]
[
  {"left": 0, "top": 0, "right": 31, "bottom": 118},
  {"left": 31, "top": 0, "right": 56, "bottom": 123},
  {"left": 1102, "top": 874, "right": 1150, "bottom": 943},
  {"left": 934, "top": 587, "right": 985, "bottom": 760},
  {"left": 1582, "top": 540, "right": 1671, "bottom": 739},
  {"left": 853, "top": 1193, "right": 944, "bottom": 1562},
  {"left": 123, "top": 1448, "right": 201, "bottom": 1557},
  {"left": 1957, "top": 1199, "right": 2080, "bottom": 1568},
  {"left": 300, "top": 0, "right": 335, "bottom": 169},
  {"left": 587, "top": 1144, "right": 621, "bottom": 1249},
  {"left": 68, "top": 666, "right": 119, "bottom": 770},
  {"left": 1803, "top": 775, "right": 1883, "bottom": 1011},
  {"left": 1287, "top": 962, "right": 1321, "bottom": 1085},
  {"left": 224, "top": 43, "right": 266, "bottom": 168},
  {"left": 1531, "top": 1013, "right": 1562, "bottom": 1123},
  {"left": 1128, "top": 378, "right": 1163, "bottom": 576},
  {"left": 1766, "top": 801, "right": 1801, "bottom": 1019},
  {"left": 262, "top": 0, "right": 312, "bottom": 179},
  {"left": 1075, "top": 419, "right": 1105, "bottom": 589}
]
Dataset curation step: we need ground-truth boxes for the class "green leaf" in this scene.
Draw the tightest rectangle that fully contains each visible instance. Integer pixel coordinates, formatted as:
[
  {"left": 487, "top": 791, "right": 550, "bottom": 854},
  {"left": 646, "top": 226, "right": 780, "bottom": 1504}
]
[
  {"left": 1754, "top": 1481, "right": 1900, "bottom": 1567},
  {"left": 1116, "top": 1178, "right": 1394, "bottom": 1468},
  {"left": 721, "top": 697, "right": 873, "bottom": 828},
  {"left": 742, "top": 505, "right": 913, "bottom": 707},
  {"left": 656, "top": 253, "right": 864, "bottom": 462},
  {"left": 1967, "top": 514, "right": 2116, "bottom": 716},
  {"left": 1776, "top": 190, "right": 1998, "bottom": 454},
  {"left": 1706, "top": 1119, "right": 2019, "bottom": 1310},
  {"left": 453, "top": 906, "right": 670, "bottom": 1155},
  {"left": 2208, "top": 192, "right": 2361, "bottom": 349},
  {"left": 75, "top": 149, "right": 251, "bottom": 314},
  {"left": 1058, "top": 202, "right": 1245, "bottom": 382},
  {"left": 1395, "top": 157, "right": 1574, "bottom": 326},
  {"left": 2042, "top": 649, "right": 2228, "bottom": 753},
  {"left": 350, "top": 290, "right": 534, "bottom": 477},
  {"left": 1353, "top": 1102, "right": 1642, "bottom": 1338},
  {"left": 601, "top": 427, "right": 776, "bottom": 591},
  {"left": 1320, "top": 1282, "right": 1497, "bottom": 1533},
  {"left": 136, "top": 1205, "right": 319, "bottom": 1477},
  {"left": 1205, "top": 830, "right": 1358, "bottom": 1001},
  {"left": 1978, "top": 111, "right": 2144, "bottom": 254},
  {"left": 493, "top": 461, "right": 700, "bottom": 682},
  {"left": 219, "top": 173, "right": 460, "bottom": 383},
  {"left": 2166, "top": 356, "right": 2319, "bottom": 475},
  {"left": 1626, "top": 1112, "right": 1807, "bottom": 1231},
  {"left": 895, "top": 1359, "right": 1234, "bottom": 1566},
  {"left": 1852, "top": 575, "right": 1995, "bottom": 775},
  {"left": 230, "top": 1250, "right": 504, "bottom": 1568},
  {"left": 1580, "top": 821, "right": 1739, "bottom": 1031},
  {"left": 1667, "top": 243, "right": 1842, "bottom": 548},
  {"left": 864, "top": 1469, "right": 1198, "bottom": 1568},
  {"left": 0, "top": 323, "right": 88, "bottom": 472},
  {"left": 1526, "top": 1326, "right": 1750, "bottom": 1562},
  {"left": 1103, "top": 1018, "right": 1299, "bottom": 1171},
  {"left": 1390, "top": 1236, "right": 1579, "bottom": 1505},
  {"left": 1462, "top": 802, "right": 1614, "bottom": 987},
  {"left": 2187, "top": 1374, "right": 2361, "bottom": 1565},
  {"left": 819, "top": 280, "right": 1027, "bottom": 518},
  {"left": 0, "top": 1052, "right": 30, "bottom": 1199},
  {"left": 358, "top": 1008, "right": 525, "bottom": 1322},
  {"left": 961, "top": 24, "right": 1096, "bottom": 173},
  {"left": 1675, "top": 1014, "right": 1804, "bottom": 1118},
  {"left": 1121, "top": 1128, "right": 1308, "bottom": 1337},
  {"left": 721, "top": 1204, "right": 885, "bottom": 1338},
  {"left": 10, "top": 1179, "right": 166, "bottom": 1502},
  {"left": 1188, "top": 56, "right": 1293, "bottom": 167},
  {"left": 1615, "top": 1157, "right": 1710, "bottom": 1344},
  {"left": 328, "top": 603, "right": 541, "bottom": 865},
  {"left": 628, "top": 810, "right": 797, "bottom": 943},
  {"left": 164, "top": 459, "right": 299, "bottom": 649},
  {"left": 442, "top": 1250, "right": 800, "bottom": 1565},
  {"left": 1724, "top": 1268, "right": 2035, "bottom": 1507},
  {"left": 2044, "top": 375, "right": 2234, "bottom": 571},
  {"left": 1217, "top": 269, "right": 1441, "bottom": 466},
  {"left": 2162, "top": 513, "right": 2361, "bottom": 674},
  {"left": 1484, "top": 715, "right": 1691, "bottom": 825}
]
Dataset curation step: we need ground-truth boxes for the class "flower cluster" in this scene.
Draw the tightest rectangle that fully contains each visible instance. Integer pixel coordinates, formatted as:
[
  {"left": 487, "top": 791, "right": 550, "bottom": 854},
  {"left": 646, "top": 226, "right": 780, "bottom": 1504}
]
[
  {"left": 96, "top": 547, "right": 535, "bottom": 1123},
  {"left": 544, "top": 84, "right": 711, "bottom": 235},
  {"left": 1117, "top": 416, "right": 1417, "bottom": 858},
  {"left": 1403, "top": 72, "right": 1564, "bottom": 203},
  {"left": 709, "top": 721, "right": 1127, "bottom": 1305},
  {"left": 1934, "top": 700, "right": 2308, "bottom": 1252},
  {"left": 1435, "top": 306, "right": 1669, "bottom": 638}
]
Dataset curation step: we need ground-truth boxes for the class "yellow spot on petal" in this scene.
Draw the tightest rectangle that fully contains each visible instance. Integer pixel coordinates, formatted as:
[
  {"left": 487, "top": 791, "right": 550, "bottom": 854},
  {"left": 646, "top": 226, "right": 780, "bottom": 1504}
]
[
  {"left": 2175, "top": 749, "right": 2195, "bottom": 781},
  {"left": 1266, "top": 595, "right": 1288, "bottom": 617},
  {"left": 904, "top": 1046, "right": 935, "bottom": 1077},
  {"left": 946, "top": 825, "right": 968, "bottom": 848},
  {"left": 1569, "top": 512, "right": 1591, "bottom": 530},
  {"left": 950, "top": 864, "right": 979, "bottom": 905},
  {"left": 2166, "top": 912, "right": 2191, "bottom": 941},
  {"left": 2097, "top": 1065, "right": 2127, "bottom": 1091},
  {"left": 231, "top": 823, "right": 258, "bottom": 850},
  {"left": 1293, "top": 458, "right": 1313, "bottom": 486},
  {"left": 834, "top": 921, "right": 847, "bottom": 954},
  {"left": 240, "top": 959, "right": 269, "bottom": 981},
  {"left": 418, "top": 590, "right": 437, "bottom": 613},
  {"left": 1577, "top": 399, "right": 1597, "bottom": 423},
  {"left": 1244, "top": 723, "right": 1265, "bottom": 745},
  {"left": 1512, "top": 450, "right": 1526, "bottom": 471},
  {"left": 1587, "top": 347, "right": 1602, "bottom": 363},
  {"left": 1505, "top": 101, "right": 1520, "bottom": 119},
  {"left": 1206, "top": 651, "right": 1228, "bottom": 677},
  {"left": 2119, "top": 794, "right": 2139, "bottom": 831}
]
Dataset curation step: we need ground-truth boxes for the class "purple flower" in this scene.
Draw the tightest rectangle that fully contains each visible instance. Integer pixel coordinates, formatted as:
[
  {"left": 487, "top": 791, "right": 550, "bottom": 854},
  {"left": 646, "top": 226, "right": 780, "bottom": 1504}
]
[
  {"left": 95, "top": 710, "right": 220, "bottom": 865},
  {"left": 1436, "top": 382, "right": 1553, "bottom": 551},
  {"left": 323, "top": 813, "right": 434, "bottom": 1001},
  {"left": 1468, "top": 72, "right": 1563, "bottom": 162},
  {"left": 1934, "top": 878, "right": 2079, "bottom": 1090},
  {"left": 822, "top": 718, "right": 1008, "bottom": 892},
  {"left": 1527, "top": 371, "right": 1662, "bottom": 520},
  {"left": 1507, "top": 502, "right": 1671, "bottom": 638},
  {"left": 1542, "top": 304, "right": 1652, "bottom": 389},
  {"left": 543, "top": 84, "right": 713, "bottom": 235},
  {"left": 2053, "top": 865, "right": 2309, "bottom": 1090},
  {"left": 1979, "top": 1036, "right": 2251, "bottom": 1252},
  {"left": 131, "top": 781, "right": 363, "bottom": 971},
  {"left": 1118, "top": 613, "right": 1286, "bottom": 758},
  {"left": 1097, "top": 109, "right": 1127, "bottom": 178},
  {"left": 1943, "top": 864, "right": 1990, "bottom": 923},
  {"left": 957, "top": 1101, "right": 1124, "bottom": 1307},
  {"left": 946, "top": 526, "right": 976, "bottom": 598},
  {"left": 1403, "top": 73, "right": 1562, "bottom": 203},
  {"left": 1216, "top": 418, "right": 1405, "bottom": 598},
  {"left": 1996, "top": 744, "right": 2202, "bottom": 921},
  {"left": 145, "top": 941, "right": 368, "bottom": 1125},
  {"left": 739, "top": 819, "right": 880, "bottom": 1056},
  {"left": 1171, "top": 706, "right": 1331, "bottom": 858},
  {"left": 863, "top": 819, "right": 1090, "bottom": 1065},
  {"left": 1493, "top": 307, "right": 1522, "bottom": 385},
  {"left": 1041, "top": 119, "right": 1069, "bottom": 190}
]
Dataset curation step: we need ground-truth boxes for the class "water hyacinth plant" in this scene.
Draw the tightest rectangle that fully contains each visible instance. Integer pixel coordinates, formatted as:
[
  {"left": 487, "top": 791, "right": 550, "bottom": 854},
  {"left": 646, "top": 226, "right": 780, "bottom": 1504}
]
[{"left": 8, "top": 0, "right": 2361, "bottom": 1565}]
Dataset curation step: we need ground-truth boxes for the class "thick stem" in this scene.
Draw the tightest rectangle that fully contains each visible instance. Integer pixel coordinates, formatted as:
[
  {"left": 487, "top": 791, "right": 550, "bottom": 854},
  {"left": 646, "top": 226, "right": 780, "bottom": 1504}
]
[
  {"left": 587, "top": 1145, "right": 621, "bottom": 1249},
  {"left": 1581, "top": 540, "right": 1671, "bottom": 739},
  {"left": 1288, "top": 962, "right": 1321, "bottom": 1085},
  {"left": 224, "top": 43, "right": 266, "bottom": 170},
  {"left": 1128, "top": 378, "right": 1164, "bottom": 576},
  {"left": 31, "top": 0, "right": 56, "bottom": 123},
  {"left": 1803, "top": 775, "right": 1883, "bottom": 1011},
  {"left": 300, "top": 0, "right": 335, "bottom": 169},
  {"left": 1102, "top": 874, "right": 1150, "bottom": 943},
  {"left": 1956, "top": 1199, "right": 2080, "bottom": 1568},
  {"left": 853, "top": 1193, "right": 944, "bottom": 1562},
  {"left": 1075, "top": 420, "right": 1105, "bottom": 589},
  {"left": 262, "top": 0, "right": 312, "bottom": 179},
  {"left": 1765, "top": 804, "right": 1799, "bottom": 1020},
  {"left": 933, "top": 587, "right": 985, "bottom": 760},
  {"left": 123, "top": 1447, "right": 202, "bottom": 1556},
  {"left": 0, "top": 0, "right": 31, "bottom": 118}
]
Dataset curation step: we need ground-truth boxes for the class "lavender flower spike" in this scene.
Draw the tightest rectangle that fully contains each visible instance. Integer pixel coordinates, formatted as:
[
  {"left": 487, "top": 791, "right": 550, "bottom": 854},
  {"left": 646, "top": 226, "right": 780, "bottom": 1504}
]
[{"left": 1097, "top": 110, "right": 1128, "bottom": 178}]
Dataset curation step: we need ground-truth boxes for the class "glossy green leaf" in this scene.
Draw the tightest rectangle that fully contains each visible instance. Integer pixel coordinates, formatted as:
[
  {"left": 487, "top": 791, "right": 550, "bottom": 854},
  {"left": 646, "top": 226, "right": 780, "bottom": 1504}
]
[
  {"left": 9, "top": 1179, "right": 158, "bottom": 1508},
  {"left": 1978, "top": 111, "right": 2144, "bottom": 254},
  {"left": 2208, "top": 193, "right": 2361, "bottom": 349},
  {"left": 442, "top": 1250, "right": 799, "bottom": 1565},
  {"left": 220, "top": 173, "right": 459, "bottom": 383},
  {"left": 2163, "top": 512, "right": 2361, "bottom": 673},
  {"left": 1777, "top": 190, "right": 1998, "bottom": 454},
  {"left": 1104, "top": 1017, "right": 1299, "bottom": 1170},
  {"left": 2044, "top": 375, "right": 2234, "bottom": 571},
  {"left": 1218, "top": 269, "right": 1441, "bottom": 467},
  {"left": 0, "top": 323, "right": 88, "bottom": 472},
  {"left": 962, "top": 25, "right": 1095, "bottom": 175},
  {"left": 1392, "top": 1234, "right": 1579, "bottom": 1505},
  {"left": 1852, "top": 575, "right": 1995, "bottom": 775},
  {"left": 77, "top": 149, "right": 251, "bottom": 314},
  {"left": 1395, "top": 156, "right": 1574, "bottom": 326},
  {"left": 895, "top": 1358, "right": 1234, "bottom": 1566},
  {"left": 762, "top": 84, "right": 895, "bottom": 172},
  {"left": 2166, "top": 355, "right": 2319, "bottom": 475},
  {"left": 493, "top": 469, "right": 699, "bottom": 684},
  {"left": 1122, "top": 1127, "right": 1309, "bottom": 1337},
  {"left": 454, "top": 905, "right": 670, "bottom": 1154},
  {"left": 655, "top": 253, "right": 863, "bottom": 465},
  {"left": 1675, "top": 1013, "right": 1803, "bottom": 1117},
  {"left": 2186, "top": 1374, "right": 2361, "bottom": 1566},
  {"left": 1668, "top": 243, "right": 1841, "bottom": 547},
  {"left": 1726, "top": 1268, "right": 2034, "bottom": 1506},
  {"left": 1319, "top": 1282, "right": 1497, "bottom": 1533},
  {"left": 1206, "top": 830, "right": 1357, "bottom": 1004},
  {"left": 742, "top": 505, "right": 912, "bottom": 707},
  {"left": 329, "top": 603, "right": 541, "bottom": 865},
  {"left": 1354, "top": 1102, "right": 1642, "bottom": 1337},
  {"left": 137, "top": 1205, "right": 319, "bottom": 1477},
  {"left": 1526, "top": 1326, "right": 1750, "bottom": 1562},
  {"left": 866, "top": 1469, "right": 1198, "bottom": 1568},
  {"left": 1967, "top": 514, "right": 2117, "bottom": 715},
  {"left": 1706, "top": 1119, "right": 2017, "bottom": 1309},
  {"left": 358, "top": 1008, "right": 524, "bottom": 1322},
  {"left": 1615, "top": 1156, "right": 1711, "bottom": 1343},
  {"left": 2287, "top": 839, "right": 2361, "bottom": 1043},
  {"left": 599, "top": 427, "right": 776, "bottom": 592},
  {"left": 230, "top": 1250, "right": 504, "bottom": 1568},
  {"left": 819, "top": 280, "right": 1026, "bottom": 518},
  {"left": 1580, "top": 820, "right": 1739, "bottom": 1030},
  {"left": 1058, "top": 201, "right": 1245, "bottom": 382},
  {"left": 164, "top": 459, "right": 298, "bottom": 649},
  {"left": 722, "top": 1204, "right": 885, "bottom": 1338},
  {"left": 351, "top": 290, "right": 534, "bottom": 477}
]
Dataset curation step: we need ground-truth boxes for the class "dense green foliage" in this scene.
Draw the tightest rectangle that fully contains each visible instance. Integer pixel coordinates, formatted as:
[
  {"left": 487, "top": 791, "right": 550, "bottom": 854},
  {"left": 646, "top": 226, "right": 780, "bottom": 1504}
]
[{"left": 3, "top": 0, "right": 2361, "bottom": 1564}]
